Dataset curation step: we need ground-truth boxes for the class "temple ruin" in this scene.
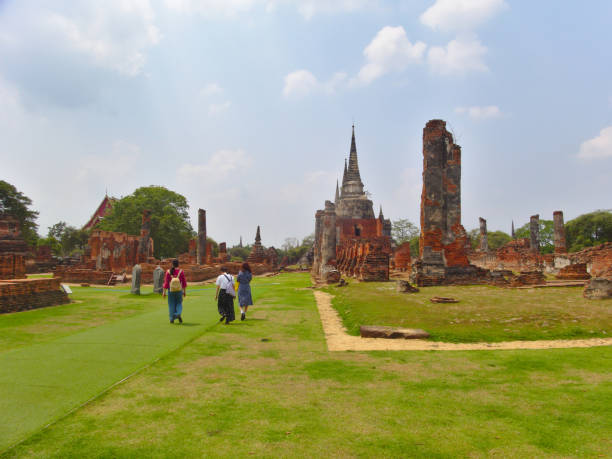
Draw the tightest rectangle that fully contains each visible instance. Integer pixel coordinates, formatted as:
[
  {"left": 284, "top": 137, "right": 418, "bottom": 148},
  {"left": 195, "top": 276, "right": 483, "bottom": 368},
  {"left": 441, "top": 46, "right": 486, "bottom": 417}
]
[
  {"left": 312, "top": 126, "right": 391, "bottom": 283},
  {"left": 0, "top": 215, "right": 69, "bottom": 313}
]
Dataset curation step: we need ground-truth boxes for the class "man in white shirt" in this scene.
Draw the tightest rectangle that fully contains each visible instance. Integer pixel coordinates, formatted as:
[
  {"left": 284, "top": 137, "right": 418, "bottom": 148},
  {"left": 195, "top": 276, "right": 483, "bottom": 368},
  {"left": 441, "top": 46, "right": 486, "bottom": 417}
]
[{"left": 215, "top": 267, "right": 236, "bottom": 324}]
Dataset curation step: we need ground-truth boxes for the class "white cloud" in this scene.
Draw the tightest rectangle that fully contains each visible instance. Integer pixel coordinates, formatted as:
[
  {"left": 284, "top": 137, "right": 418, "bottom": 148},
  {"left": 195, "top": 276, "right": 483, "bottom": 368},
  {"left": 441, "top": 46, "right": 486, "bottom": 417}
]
[
  {"left": 420, "top": 0, "right": 507, "bottom": 32},
  {"left": 455, "top": 105, "right": 501, "bottom": 119},
  {"left": 282, "top": 70, "right": 348, "bottom": 98},
  {"left": 165, "top": 0, "right": 257, "bottom": 16},
  {"left": 352, "top": 26, "right": 426, "bottom": 86},
  {"left": 200, "top": 83, "right": 223, "bottom": 97},
  {"left": 177, "top": 149, "right": 253, "bottom": 183},
  {"left": 208, "top": 101, "right": 231, "bottom": 116},
  {"left": 42, "top": 1, "right": 161, "bottom": 76},
  {"left": 427, "top": 35, "right": 488, "bottom": 75},
  {"left": 292, "top": 0, "right": 379, "bottom": 20},
  {"left": 578, "top": 126, "right": 612, "bottom": 160},
  {"left": 282, "top": 70, "right": 319, "bottom": 98}
]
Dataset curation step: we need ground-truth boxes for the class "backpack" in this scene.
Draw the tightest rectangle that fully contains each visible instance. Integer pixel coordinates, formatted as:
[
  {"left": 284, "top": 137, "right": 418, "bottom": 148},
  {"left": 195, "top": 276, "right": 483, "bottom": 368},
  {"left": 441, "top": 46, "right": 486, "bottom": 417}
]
[
  {"left": 169, "top": 269, "right": 183, "bottom": 292},
  {"left": 224, "top": 274, "right": 236, "bottom": 297}
]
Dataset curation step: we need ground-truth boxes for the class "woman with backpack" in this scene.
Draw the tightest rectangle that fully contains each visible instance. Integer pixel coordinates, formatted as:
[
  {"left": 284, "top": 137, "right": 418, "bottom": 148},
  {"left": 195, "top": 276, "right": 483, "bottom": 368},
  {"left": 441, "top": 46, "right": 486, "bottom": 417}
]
[
  {"left": 236, "top": 262, "right": 253, "bottom": 321},
  {"left": 162, "top": 259, "right": 187, "bottom": 324},
  {"left": 215, "top": 266, "right": 235, "bottom": 324}
]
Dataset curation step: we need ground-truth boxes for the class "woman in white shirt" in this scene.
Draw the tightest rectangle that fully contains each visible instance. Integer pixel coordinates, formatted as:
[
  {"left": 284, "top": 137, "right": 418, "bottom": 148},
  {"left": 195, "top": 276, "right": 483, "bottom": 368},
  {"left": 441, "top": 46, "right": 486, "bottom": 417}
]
[{"left": 215, "top": 266, "right": 236, "bottom": 324}]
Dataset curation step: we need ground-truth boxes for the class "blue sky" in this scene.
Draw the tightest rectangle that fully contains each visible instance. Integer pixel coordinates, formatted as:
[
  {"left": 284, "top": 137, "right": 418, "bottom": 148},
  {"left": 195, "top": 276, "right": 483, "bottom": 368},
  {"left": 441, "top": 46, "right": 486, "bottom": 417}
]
[{"left": 1, "top": 0, "right": 611, "bottom": 248}]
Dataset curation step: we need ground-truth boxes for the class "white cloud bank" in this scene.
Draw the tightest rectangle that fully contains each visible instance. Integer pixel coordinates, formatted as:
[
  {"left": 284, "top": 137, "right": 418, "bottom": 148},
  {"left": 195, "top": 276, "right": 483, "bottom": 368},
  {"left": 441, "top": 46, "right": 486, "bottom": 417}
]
[
  {"left": 177, "top": 149, "right": 253, "bottom": 184},
  {"left": 282, "top": 70, "right": 347, "bottom": 98},
  {"left": 578, "top": 126, "right": 612, "bottom": 160},
  {"left": 428, "top": 35, "right": 488, "bottom": 75},
  {"left": 455, "top": 105, "right": 501, "bottom": 119},
  {"left": 44, "top": 0, "right": 161, "bottom": 76},
  {"left": 352, "top": 26, "right": 426, "bottom": 86},
  {"left": 165, "top": 0, "right": 377, "bottom": 19},
  {"left": 420, "top": 0, "right": 508, "bottom": 32}
]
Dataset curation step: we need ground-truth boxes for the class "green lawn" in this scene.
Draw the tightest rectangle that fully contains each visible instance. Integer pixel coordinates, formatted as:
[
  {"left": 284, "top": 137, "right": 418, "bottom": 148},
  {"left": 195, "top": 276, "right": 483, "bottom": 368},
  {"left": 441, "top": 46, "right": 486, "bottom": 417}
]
[
  {"left": 25, "top": 273, "right": 52, "bottom": 279},
  {"left": 1, "top": 273, "right": 611, "bottom": 458},
  {"left": 325, "top": 281, "right": 612, "bottom": 342}
]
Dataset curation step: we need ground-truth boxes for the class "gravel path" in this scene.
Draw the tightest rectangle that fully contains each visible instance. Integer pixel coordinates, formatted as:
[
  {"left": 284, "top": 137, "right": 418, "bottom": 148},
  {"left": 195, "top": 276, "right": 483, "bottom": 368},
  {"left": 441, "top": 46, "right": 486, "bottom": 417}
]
[{"left": 313, "top": 291, "right": 612, "bottom": 352}]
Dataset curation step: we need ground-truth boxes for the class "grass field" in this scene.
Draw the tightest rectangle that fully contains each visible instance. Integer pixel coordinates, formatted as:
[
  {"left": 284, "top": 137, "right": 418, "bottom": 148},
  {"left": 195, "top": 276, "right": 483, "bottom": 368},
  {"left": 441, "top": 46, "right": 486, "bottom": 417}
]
[
  {"left": 325, "top": 281, "right": 612, "bottom": 342},
  {"left": 1, "top": 273, "right": 611, "bottom": 457}
]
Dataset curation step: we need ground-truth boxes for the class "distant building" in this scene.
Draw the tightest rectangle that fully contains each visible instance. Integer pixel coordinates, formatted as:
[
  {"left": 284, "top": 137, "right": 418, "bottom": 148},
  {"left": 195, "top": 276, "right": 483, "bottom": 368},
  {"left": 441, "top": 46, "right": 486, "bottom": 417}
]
[{"left": 83, "top": 194, "right": 116, "bottom": 230}]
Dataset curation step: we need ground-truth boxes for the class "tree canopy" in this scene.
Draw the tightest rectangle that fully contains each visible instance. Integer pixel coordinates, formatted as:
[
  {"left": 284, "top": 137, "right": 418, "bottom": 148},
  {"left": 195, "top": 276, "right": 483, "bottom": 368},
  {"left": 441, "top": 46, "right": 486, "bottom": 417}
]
[
  {"left": 566, "top": 210, "right": 612, "bottom": 252},
  {"left": 0, "top": 180, "right": 39, "bottom": 246},
  {"left": 97, "top": 186, "right": 193, "bottom": 259},
  {"left": 515, "top": 219, "right": 554, "bottom": 253},
  {"left": 40, "top": 221, "right": 89, "bottom": 257},
  {"left": 391, "top": 219, "right": 419, "bottom": 245}
]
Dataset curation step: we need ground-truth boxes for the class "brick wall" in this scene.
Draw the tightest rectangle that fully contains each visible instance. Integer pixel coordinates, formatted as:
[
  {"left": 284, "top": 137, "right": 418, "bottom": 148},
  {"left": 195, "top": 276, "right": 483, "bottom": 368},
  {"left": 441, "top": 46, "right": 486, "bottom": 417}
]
[{"left": 0, "top": 278, "right": 69, "bottom": 313}]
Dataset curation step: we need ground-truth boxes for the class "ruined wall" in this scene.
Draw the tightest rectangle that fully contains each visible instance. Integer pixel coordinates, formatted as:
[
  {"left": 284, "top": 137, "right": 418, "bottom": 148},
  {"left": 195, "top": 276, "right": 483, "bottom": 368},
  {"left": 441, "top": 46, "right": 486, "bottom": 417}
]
[
  {"left": 0, "top": 215, "right": 29, "bottom": 279},
  {"left": 0, "top": 278, "right": 69, "bottom": 313},
  {"left": 88, "top": 229, "right": 150, "bottom": 272},
  {"left": 336, "top": 237, "right": 390, "bottom": 281},
  {"left": 556, "top": 263, "right": 590, "bottom": 280},
  {"left": 393, "top": 242, "right": 411, "bottom": 272},
  {"left": 419, "top": 120, "right": 469, "bottom": 268},
  {"left": 469, "top": 238, "right": 541, "bottom": 272}
]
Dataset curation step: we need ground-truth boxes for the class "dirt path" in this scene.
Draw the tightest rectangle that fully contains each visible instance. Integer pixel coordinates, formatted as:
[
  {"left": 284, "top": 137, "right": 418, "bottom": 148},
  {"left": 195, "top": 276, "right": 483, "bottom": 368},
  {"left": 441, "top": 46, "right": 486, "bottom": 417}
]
[{"left": 313, "top": 291, "right": 612, "bottom": 352}]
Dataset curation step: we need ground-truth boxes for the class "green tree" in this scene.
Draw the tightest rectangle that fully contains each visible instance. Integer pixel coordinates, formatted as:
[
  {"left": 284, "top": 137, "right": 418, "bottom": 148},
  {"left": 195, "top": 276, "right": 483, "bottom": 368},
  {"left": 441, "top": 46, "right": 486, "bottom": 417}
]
[
  {"left": 392, "top": 219, "right": 419, "bottom": 245},
  {"left": 515, "top": 219, "right": 554, "bottom": 253},
  {"left": 97, "top": 186, "right": 193, "bottom": 259},
  {"left": 488, "top": 231, "right": 512, "bottom": 250},
  {"left": 0, "top": 180, "right": 39, "bottom": 246},
  {"left": 566, "top": 210, "right": 612, "bottom": 252},
  {"left": 46, "top": 221, "right": 90, "bottom": 256},
  {"left": 229, "top": 245, "right": 251, "bottom": 262}
]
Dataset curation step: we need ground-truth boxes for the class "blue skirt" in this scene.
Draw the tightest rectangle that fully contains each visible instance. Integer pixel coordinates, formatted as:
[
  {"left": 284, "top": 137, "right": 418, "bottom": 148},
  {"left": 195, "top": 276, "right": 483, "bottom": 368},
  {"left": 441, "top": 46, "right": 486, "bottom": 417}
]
[{"left": 238, "top": 284, "right": 253, "bottom": 307}]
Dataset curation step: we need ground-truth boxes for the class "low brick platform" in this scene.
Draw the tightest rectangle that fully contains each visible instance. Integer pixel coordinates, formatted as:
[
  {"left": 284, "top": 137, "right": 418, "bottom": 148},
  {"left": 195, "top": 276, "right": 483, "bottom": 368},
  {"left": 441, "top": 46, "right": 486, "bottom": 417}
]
[{"left": 0, "top": 278, "right": 69, "bottom": 313}]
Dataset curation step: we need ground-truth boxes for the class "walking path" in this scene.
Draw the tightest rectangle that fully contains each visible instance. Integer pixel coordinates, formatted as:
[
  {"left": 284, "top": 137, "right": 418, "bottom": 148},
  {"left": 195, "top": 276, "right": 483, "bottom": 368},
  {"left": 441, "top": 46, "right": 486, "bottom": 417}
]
[
  {"left": 313, "top": 291, "right": 612, "bottom": 351},
  {"left": 0, "top": 296, "right": 220, "bottom": 452}
]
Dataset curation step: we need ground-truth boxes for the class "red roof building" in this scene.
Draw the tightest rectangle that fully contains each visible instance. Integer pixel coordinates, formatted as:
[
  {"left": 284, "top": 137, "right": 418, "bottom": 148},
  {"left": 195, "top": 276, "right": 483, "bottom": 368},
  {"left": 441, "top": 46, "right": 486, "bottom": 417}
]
[{"left": 83, "top": 195, "right": 116, "bottom": 230}]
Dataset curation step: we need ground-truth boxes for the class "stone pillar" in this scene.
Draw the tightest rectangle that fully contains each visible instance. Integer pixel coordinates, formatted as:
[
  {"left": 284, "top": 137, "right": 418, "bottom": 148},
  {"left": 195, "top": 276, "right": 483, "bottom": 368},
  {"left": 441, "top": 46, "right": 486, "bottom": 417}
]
[
  {"left": 419, "top": 119, "right": 468, "bottom": 267},
  {"left": 153, "top": 266, "right": 164, "bottom": 294},
  {"left": 553, "top": 210, "right": 567, "bottom": 254},
  {"left": 131, "top": 264, "right": 142, "bottom": 295},
  {"left": 479, "top": 217, "right": 488, "bottom": 252},
  {"left": 219, "top": 242, "right": 228, "bottom": 261},
  {"left": 197, "top": 209, "right": 207, "bottom": 265},
  {"left": 530, "top": 214, "right": 540, "bottom": 252},
  {"left": 137, "top": 210, "right": 152, "bottom": 262},
  {"left": 320, "top": 201, "right": 337, "bottom": 275}
]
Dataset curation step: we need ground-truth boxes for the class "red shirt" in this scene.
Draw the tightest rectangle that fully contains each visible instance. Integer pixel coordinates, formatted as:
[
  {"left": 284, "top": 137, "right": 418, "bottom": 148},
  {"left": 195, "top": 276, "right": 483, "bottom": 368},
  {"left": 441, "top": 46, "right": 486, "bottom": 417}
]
[{"left": 163, "top": 269, "right": 187, "bottom": 290}]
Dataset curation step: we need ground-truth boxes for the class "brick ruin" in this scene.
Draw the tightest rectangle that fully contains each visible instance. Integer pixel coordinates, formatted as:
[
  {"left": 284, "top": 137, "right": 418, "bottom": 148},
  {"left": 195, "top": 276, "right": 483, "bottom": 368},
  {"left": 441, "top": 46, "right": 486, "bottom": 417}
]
[
  {"left": 410, "top": 120, "right": 486, "bottom": 286},
  {"left": 246, "top": 226, "right": 278, "bottom": 268},
  {"left": 0, "top": 215, "right": 69, "bottom": 312},
  {"left": 312, "top": 126, "right": 391, "bottom": 283},
  {"left": 393, "top": 241, "right": 411, "bottom": 272}
]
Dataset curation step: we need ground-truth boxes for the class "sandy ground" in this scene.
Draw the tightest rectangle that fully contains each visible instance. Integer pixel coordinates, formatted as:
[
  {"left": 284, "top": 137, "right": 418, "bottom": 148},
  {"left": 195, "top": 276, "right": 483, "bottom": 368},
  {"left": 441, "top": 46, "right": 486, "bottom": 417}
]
[{"left": 313, "top": 290, "right": 612, "bottom": 352}]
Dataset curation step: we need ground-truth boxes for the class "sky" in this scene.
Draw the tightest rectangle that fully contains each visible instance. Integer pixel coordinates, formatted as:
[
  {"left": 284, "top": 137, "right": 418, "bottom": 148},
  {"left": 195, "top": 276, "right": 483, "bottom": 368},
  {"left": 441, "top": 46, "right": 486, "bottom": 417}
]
[{"left": 1, "top": 0, "right": 611, "bottom": 248}]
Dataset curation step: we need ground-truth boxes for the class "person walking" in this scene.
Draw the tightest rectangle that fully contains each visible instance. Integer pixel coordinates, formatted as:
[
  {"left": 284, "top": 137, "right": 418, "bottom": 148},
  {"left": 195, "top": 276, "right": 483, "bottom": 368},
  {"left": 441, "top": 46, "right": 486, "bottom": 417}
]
[
  {"left": 215, "top": 266, "right": 236, "bottom": 324},
  {"left": 162, "top": 259, "right": 187, "bottom": 324},
  {"left": 236, "top": 262, "right": 253, "bottom": 321}
]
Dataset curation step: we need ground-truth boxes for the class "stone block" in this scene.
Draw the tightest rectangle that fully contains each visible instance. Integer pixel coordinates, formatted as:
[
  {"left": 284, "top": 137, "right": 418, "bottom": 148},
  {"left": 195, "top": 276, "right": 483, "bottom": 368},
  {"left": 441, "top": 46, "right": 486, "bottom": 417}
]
[
  {"left": 360, "top": 325, "right": 430, "bottom": 339},
  {"left": 396, "top": 280, "right": 419, "bottom": 293},
  {"left": 583, "top": 278, "right": 612, "bottom": 299}
]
